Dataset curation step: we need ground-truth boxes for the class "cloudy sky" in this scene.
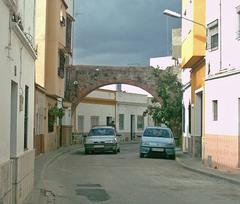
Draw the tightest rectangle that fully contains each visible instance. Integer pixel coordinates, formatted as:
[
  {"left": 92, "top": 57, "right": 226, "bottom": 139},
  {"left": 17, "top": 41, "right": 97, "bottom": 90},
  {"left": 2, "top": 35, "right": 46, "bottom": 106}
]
[{"left": 73, "top": 0, "right": 181, "bottom": 66}]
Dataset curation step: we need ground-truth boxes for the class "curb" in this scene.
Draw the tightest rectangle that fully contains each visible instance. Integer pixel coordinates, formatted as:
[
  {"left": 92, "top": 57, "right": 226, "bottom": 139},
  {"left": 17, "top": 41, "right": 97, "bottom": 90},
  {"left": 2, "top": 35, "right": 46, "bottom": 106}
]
[
  {"left": 176, "top": 157, "right": 240, "bottom": 185},
  {"left": 24, "top": 146, "right": 79, "bottom": 204}
]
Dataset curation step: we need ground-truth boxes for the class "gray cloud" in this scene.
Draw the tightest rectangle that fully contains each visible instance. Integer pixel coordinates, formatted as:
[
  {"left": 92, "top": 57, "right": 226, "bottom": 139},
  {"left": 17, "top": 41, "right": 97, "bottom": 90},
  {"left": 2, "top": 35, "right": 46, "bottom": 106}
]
[{"left": 73, "top": 0, "right": 181, "bottom": 66}]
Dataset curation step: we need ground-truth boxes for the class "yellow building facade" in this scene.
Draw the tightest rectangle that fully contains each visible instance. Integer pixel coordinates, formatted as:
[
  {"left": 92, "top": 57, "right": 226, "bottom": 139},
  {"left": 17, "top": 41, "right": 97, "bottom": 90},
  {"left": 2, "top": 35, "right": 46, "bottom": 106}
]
[
  {"left": 35, "top": 0, "right": 73, "bottom": 154},
  {"left": 181, "top": 0, "right": 206, "bottom": 157}
]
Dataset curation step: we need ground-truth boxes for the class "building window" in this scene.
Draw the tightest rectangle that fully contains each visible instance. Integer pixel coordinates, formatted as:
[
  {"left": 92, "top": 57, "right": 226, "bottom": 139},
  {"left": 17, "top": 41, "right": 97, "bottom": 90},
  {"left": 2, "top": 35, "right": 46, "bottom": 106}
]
[
  {"left": 137, "top": 115, "right": 144, "bottom": 130},
  {"left": 91, "top": 116, "right": 99, "bottom": 128},
  {"left": 207, "top": 20, "right": 218, "bottom": 50},
  {"left": 236, "top": 6, "right": 240, "bottom": 39},
  {"left": 58, "top": 49, "right": 65, "bottom": 78},
  {"left": 106, "top": 116, "right": 113, "bottom": 126},
  {"left": 66, "top": 15, "right": 73, "bottom": 50},
  {"left": 212, "top": 100, "right": 218, "bottom": 121},
  {"left": 182, "top": 105, "right": 185, "bottom": 133},
  {"left": 24, "top": 86, "right": 29, "bottom": 150},
  {"left": 119, "top": 114, "right": 124, "bottom": 130},
  {"left": 48, "top": 111, "right": 54, "bottom": 133},
  {"left": 188, "top": 103, "right": 191, "bottom": 134},
  {"left": 78, "top": 115, "right": 84, "bottom": 133}
]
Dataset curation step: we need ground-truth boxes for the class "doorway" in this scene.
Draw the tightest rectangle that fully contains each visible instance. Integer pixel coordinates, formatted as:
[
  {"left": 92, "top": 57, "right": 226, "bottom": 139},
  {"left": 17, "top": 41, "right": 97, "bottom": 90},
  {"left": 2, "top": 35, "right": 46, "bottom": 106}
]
[
  {"left": 106, "top": 116, "right": 113, "bottom": 126},
  {"left": 195, "top": 91, "right": 203, "bottom": 158},
  {"left": 130, "top": 115, "right": 135, "bottom": 140},
  {"left": 10, "top": 81, "right": 18, "bottom": 157}
]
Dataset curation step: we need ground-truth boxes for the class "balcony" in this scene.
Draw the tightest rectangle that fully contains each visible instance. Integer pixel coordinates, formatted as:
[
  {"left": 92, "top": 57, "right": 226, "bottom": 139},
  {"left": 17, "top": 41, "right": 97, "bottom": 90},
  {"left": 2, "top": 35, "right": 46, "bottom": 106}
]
[
  {"left": 11, "top": 21, "right": 37, "bottom": 60},
  {"left": 181, "top": 0, "right": 206, "bottom": 69}
]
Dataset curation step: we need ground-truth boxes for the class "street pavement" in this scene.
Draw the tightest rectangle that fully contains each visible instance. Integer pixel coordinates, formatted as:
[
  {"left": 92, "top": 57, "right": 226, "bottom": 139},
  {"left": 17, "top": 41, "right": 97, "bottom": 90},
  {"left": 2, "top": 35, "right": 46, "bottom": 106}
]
[{"left": 24, "top": 144, "right": 240, "bottom": 204}]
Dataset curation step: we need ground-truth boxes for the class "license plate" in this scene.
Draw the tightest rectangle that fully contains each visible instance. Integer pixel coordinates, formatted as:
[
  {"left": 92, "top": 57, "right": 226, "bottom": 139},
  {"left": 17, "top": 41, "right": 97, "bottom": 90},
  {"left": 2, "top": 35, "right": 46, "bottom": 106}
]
[
  {"left": 94, "top": 145, "right": 104, "bottom": 148},
  {"left": 152, "top": 148, "right": 164, "bottom": 152}
]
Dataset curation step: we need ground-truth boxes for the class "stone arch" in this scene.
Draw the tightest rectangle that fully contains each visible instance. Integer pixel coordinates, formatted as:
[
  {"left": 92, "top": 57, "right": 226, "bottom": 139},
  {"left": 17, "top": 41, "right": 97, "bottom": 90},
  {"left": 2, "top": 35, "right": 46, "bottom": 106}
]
[{"left": 65, "top": 65, "right": 164, "bottom": 112}]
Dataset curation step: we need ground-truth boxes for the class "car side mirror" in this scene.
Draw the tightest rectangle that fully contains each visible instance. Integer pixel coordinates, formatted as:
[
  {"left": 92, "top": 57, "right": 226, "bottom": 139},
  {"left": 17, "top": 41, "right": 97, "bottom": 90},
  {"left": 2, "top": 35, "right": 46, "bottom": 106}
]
[
  {"left": 116, "top": 133, "right": 121, "bottom": 137},
  {"left": 83, "top": 134, "right": 87, "bottom": 138}
]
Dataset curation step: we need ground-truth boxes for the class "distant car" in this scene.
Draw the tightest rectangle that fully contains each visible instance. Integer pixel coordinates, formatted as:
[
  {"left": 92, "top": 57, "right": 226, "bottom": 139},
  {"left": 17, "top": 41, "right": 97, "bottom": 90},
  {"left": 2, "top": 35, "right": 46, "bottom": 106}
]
[
  {"left": 139, "top": 127, "right": 176, "bottom": 159},
  {"left": 84, "top": 126, "right": 120, "bottom": 154}
]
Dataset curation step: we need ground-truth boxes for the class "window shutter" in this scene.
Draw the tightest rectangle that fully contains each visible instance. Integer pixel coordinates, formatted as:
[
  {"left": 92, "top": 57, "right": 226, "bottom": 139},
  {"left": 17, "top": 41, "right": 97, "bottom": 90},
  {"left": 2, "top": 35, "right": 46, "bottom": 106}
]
[
  {"left": 206, "top": 28, "right": 211, "bottom": 50},
  {"left": 207, "top": 20, "right": 218, "bottom": 50}
]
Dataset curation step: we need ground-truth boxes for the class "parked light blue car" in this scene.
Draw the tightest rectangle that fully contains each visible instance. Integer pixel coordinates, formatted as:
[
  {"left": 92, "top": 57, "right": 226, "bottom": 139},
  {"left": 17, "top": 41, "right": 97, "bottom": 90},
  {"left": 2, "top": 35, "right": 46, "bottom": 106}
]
[{"left": 139, "top": 127, "right": 176, "bottom": 159}]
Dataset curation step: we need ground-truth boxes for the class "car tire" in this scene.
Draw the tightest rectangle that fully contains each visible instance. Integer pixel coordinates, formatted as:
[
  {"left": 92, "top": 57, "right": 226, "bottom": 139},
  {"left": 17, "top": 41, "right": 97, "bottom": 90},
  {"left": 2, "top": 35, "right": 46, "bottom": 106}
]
[
  {"left": 85, "top": 149, "right": 89, "bottom": 154},
  {"left": 118, "top": 148, "right": 120, "bottom": 153},
  {"left": 113, "top": 149, "right": 117, "bottom": 154},
  {"left": 140, "top": 153, "right": 144, "bottom": 158},
  {"left": 170, "top": 154, "right": 176, "bottom": 160}
]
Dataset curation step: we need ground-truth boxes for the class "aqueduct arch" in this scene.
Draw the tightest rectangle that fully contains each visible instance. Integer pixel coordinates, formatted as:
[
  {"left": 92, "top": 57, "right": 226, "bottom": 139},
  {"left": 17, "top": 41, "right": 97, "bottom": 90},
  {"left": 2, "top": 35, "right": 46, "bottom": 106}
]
[{"left": 65, "top": 65, "right": 165, "bottom": 112}]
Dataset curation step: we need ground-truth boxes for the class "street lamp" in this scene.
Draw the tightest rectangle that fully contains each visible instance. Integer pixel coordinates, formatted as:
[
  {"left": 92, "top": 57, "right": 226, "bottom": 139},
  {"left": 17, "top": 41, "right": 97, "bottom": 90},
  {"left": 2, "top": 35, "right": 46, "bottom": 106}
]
[{"left": 163, "top": 9, "right": 206, "bottom": 28}]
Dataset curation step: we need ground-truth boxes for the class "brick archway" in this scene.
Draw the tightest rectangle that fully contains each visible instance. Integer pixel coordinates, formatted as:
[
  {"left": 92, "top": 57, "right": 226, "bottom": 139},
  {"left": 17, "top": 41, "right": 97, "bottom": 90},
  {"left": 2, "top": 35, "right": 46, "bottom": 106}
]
[{"left": 65, "top": 65, "right": 164, "bottom": 112}]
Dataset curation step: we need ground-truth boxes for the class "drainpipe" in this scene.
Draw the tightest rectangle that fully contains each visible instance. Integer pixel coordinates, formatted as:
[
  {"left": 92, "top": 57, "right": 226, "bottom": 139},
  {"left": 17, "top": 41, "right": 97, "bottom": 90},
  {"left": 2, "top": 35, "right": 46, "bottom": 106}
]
[{"left": 219, "top": 0, "right": 223, "bottom": 70}]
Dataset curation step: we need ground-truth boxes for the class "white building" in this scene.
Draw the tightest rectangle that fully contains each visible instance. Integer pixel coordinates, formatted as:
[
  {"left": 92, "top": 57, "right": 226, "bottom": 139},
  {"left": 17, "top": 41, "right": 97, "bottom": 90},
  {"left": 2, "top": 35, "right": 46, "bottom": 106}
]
[
  {"left": 75, "top": 89, "right": 154, "bottom": 141},
  {"left": 0, "top": 0, "right": 36, "bottom": 203},
  {"left": 150, "top": 56, "right": 176, "bottom": 69},
  {"left": 182, "top": 69, "right": 191, "bottom": 153},
  {"left": 204, "top": 0, "right": 240, "bottom": 169}
]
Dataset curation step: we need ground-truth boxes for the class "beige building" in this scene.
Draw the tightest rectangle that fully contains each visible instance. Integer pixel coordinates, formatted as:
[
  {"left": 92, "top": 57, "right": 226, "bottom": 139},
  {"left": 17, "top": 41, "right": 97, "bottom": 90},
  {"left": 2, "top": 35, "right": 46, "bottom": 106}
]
[{"left": 35, "top": 0, "right": 74, "bottom": 154}]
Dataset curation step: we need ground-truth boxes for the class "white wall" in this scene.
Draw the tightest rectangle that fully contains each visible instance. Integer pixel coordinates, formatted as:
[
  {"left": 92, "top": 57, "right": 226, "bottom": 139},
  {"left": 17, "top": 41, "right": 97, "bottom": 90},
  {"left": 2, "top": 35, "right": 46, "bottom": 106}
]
[
  {"left": 181, "top": 68, "right": 191, "bottom": 86},
  {"left": 116, "top": 92, "right": 153, "bottom": 134},
  {"left": 182, "top": 86, "right": 191, "bottom": 138},
  {"left": 76, "top": 103, "right": 115, "bottom": 133},
  {"left": 205, "top": 74, "right": 240, "bottom": 136},
  {"left": 206, "top": 0, "right": 240, "bottom": 76},
  {"left": 0, "top": 0, "right": 35, "bottom": 162},
  {"left": 0, "top": 0, "right": 11, "bottom": 163}
]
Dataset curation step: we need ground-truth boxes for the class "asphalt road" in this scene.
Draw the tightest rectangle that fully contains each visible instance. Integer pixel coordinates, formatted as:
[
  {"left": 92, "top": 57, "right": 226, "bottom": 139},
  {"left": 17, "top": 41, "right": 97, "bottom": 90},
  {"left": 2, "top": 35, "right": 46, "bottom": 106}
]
[{"left": 42, "top": 144, "right": 240, "bottom": 204}]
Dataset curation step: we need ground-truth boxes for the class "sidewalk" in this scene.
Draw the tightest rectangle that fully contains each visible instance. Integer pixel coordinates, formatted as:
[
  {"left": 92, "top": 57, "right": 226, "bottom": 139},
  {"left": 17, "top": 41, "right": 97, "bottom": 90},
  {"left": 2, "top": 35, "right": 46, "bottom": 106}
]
[
  {"left": 176, "top": 151, "right": 240, "bottom": 185},
  {"left": 23, "top": 145, "right": 81, "bottom": 204}
]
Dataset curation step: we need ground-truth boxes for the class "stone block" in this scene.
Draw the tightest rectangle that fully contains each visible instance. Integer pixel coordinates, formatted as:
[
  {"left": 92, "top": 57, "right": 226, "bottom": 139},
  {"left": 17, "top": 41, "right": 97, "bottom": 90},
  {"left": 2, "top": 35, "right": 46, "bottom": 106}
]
[
  {"left": 11, "top": 150, "right": 35, "bottom": 204},
  {"left": 0, "top": 160, "right": 12, "bottom": 204}
]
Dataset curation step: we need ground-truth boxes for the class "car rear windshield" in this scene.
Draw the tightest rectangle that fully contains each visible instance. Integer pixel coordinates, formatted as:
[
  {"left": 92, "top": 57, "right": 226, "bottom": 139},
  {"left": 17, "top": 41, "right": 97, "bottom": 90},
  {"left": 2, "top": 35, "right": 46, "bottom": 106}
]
[
  {"left": 89, "top": 128, "right": 115, "bottom": 136},
  {"left": 143, "top": 128, "right": 171, "bottom": 138}
]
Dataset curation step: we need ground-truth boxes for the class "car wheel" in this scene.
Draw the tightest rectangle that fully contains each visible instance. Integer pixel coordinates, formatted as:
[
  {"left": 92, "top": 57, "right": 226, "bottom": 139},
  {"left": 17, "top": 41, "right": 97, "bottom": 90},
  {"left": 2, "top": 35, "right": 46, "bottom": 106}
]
[
  {"left": 113, "top": 149, "right": 117, "bottom": 154},
  {"left": 170, "top": 154, "right": 176, "bottom": 160},
  {"left": 118, "top": 148, "right": 120, "bottom": 153},
  {"left": 140, "top": 153, "right": 144, "bottom": 158},
  {"left": 85, "top": 149, "right": 89, "bottom": 154}
]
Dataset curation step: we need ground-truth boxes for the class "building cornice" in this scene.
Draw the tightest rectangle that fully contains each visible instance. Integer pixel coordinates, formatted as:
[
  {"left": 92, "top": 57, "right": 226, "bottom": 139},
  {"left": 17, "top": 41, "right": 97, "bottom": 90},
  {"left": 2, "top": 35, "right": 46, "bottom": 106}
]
[
  {"left": 206, "top": 68, "right": 240, "bottom": 81},
  {"left": 2, "top": 0, "right": 17, "bottom": 12},
  {"left": 35, "top": 83, "right": 46, "bottom": 94},
  {"left": 81, "top": 97, "right": 117, "bottom": 106},
  {"left": 66, "top": 13, "right": 75, "bottom": 22},
  {"left": 117, "top": 101, "right": 149, "bottom": 107},
  {"left": 11, "top": 22, "right": 37, "bottom": 60},
  {"left": 182, "top": 82, "right": 191, "bottom": 91},
  {"left": 61, "top": 0, "right": 68, "bottom": 9}
]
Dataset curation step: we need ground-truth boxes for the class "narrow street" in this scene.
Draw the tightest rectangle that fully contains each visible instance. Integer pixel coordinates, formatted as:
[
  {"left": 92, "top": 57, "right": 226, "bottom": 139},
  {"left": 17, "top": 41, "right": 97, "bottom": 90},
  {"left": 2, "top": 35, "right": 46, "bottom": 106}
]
[{"left": 39, "top": 144, "right": 240, "bottom": 204}]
